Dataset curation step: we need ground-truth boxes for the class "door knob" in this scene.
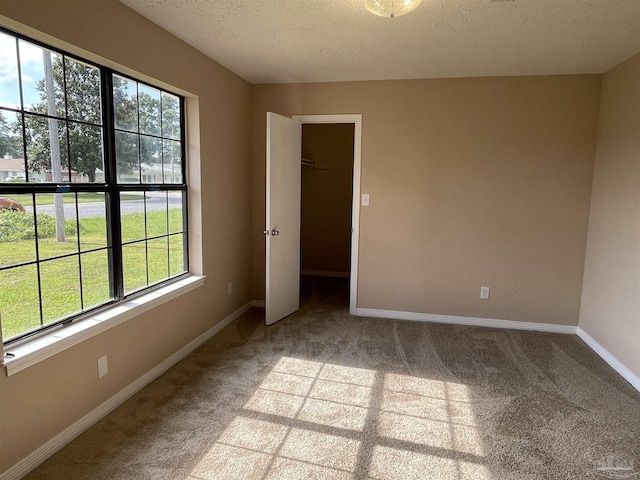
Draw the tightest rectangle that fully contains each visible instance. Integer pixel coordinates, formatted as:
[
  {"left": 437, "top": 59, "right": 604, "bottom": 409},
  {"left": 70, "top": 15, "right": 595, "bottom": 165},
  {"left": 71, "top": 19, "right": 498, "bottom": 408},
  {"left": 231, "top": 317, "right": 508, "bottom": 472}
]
[
  {"left": 263, "top": 229, "right": 269, "bottom": 236},
  {"left": 271, "top": 228, "right": 280, "bottom": 236}
]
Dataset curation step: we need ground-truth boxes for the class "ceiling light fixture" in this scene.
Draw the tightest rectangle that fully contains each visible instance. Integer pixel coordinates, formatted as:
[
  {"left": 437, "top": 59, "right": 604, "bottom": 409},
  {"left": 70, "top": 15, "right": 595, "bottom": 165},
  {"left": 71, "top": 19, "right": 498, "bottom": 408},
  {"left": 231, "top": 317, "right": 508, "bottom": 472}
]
[{"left": 364, "top": 0, "right": 422, "bottom": 18}]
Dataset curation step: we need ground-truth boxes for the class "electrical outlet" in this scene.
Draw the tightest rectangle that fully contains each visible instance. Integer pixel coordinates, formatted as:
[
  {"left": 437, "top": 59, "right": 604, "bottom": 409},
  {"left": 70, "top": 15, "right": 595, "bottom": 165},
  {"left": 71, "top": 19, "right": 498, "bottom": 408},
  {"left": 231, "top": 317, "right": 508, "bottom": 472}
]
[
  {"left": 228, "top": 282, "right": 233, "bottom": 295},
  {"left": 480, "top": 286, "right": 490, "bottom": 299},
  {"left": 98, "top": 355, "right": 108, "bottom": 378}
]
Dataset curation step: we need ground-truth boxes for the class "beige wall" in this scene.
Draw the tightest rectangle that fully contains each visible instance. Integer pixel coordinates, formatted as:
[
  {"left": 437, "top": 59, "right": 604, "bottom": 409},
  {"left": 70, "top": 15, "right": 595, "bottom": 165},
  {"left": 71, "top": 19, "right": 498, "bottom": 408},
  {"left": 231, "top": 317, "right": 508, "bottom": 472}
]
[
  {"left": 301, "top": 124, "right": 354, "bottom": 274},
  {"left": 579, "top": 53, "right": 640, "bottom": 379},
  {"left": 0, "top": 0, "right": 252, "bottom": 473},
  {"left": 252, "top": 76, "right": 601, "bottom": 324}
]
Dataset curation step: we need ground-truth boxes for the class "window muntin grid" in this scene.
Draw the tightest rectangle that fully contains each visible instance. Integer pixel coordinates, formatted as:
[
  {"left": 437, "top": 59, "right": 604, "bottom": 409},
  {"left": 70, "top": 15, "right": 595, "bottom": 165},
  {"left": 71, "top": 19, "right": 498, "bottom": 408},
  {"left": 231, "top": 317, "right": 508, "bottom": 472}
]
[{"left": 0, "top": 29, "right": 188, "bottom": 344}]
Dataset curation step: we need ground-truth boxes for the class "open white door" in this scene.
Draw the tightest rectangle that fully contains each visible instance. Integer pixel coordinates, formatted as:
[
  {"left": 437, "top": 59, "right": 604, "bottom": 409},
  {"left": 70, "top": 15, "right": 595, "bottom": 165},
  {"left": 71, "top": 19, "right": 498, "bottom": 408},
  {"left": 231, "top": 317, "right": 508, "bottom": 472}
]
[{"left": 265, "top": 112, "right": 302, "bottom": 325}]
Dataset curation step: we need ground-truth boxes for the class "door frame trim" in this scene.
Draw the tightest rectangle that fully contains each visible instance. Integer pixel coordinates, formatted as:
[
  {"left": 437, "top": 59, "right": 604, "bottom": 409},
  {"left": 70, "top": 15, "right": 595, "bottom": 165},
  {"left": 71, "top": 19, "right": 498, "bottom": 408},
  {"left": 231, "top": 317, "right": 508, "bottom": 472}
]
[{"left": 292, "top": 114, "right": 362, "bottom": 315}]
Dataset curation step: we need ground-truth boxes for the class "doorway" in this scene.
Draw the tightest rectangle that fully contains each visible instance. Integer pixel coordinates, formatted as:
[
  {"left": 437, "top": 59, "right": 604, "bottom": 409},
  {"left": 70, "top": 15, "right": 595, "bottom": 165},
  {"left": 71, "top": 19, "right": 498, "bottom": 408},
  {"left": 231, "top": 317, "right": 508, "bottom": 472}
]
[
  {"left": 293, "top": 115, "right": 362, "bottom": 315},
  {"left": 299, "top": 122, "right": 354, "bottom": 311},
  {"left": 265, "top": 113, "right": 362, "bottom": 326}
]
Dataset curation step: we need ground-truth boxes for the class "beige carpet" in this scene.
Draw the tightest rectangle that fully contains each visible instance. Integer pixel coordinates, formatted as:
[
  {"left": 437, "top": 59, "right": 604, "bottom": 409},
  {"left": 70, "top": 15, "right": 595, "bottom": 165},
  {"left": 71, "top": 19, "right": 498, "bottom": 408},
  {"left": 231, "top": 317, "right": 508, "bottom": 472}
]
[{"left": 26, "top": 277, "right": 640, "bottom": 479}]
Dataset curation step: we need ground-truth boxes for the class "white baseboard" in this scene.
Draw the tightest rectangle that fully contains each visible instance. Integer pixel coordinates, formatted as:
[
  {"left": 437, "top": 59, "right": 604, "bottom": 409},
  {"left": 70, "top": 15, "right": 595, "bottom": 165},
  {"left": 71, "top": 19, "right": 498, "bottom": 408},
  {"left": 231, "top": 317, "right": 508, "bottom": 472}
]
[
  {"left": 577, "top": 327, "right": 640, "bottom": 392},
  {"left": 354, "top": 307, "right": 578, "bottom": 334},
  {"left": 0, "top": 301, "right": 253, "bottom": 480},
  {"left": 251, "top": 300, "right": 265, "bottom": 308},
  {"left": 301, "top": 269, "right": 349, "bottom": 278}
]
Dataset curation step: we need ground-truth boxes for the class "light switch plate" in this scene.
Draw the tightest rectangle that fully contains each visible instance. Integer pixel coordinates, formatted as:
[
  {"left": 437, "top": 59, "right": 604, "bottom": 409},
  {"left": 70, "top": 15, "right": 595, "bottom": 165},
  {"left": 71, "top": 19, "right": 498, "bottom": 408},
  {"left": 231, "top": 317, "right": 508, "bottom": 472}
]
[{"left": 362, "top": 194, "right": 370, "bottom": 206}]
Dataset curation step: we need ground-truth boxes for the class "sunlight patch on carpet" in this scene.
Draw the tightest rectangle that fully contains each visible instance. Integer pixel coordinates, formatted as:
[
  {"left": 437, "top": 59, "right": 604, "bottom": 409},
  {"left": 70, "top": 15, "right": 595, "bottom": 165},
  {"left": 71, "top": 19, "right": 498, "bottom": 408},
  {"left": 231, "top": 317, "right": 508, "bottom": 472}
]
[
  {"left": 190, "top": 356, "right": 487, "bottom": 479},
  {"left": 370, "top": 445, "right": 491, "bottom": 480}
]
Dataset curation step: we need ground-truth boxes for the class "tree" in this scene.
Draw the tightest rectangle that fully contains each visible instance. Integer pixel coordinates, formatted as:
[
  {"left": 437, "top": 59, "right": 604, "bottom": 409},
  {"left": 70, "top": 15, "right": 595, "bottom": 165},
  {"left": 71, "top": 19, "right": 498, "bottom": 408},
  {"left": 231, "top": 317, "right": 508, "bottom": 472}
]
[
  {"left": 20, "top": 53, "right": 181, "bottom": 184},
  {"left": 23, "top": 56, "right": 139, "bottom": 182},
  {"left": 139, "top": 89, "right": 161, "bottom": 170},
  {"left": 0, "top": 110, "right": 23, "bottom": 159}
]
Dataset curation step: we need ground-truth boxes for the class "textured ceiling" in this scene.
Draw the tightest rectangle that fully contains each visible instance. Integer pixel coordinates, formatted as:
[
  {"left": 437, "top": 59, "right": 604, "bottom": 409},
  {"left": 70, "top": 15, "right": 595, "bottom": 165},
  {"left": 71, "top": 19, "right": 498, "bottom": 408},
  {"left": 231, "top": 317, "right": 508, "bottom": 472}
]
[{"left": 119, "top": 0, "right": 640, "bottom": 84}]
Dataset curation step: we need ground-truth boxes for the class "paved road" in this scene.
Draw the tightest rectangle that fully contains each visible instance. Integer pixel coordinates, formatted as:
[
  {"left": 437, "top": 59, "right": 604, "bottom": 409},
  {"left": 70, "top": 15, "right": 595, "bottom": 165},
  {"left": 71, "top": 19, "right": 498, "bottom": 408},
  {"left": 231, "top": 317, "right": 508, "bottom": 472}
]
[{"left": 25, "top": 194, "right": 183, "bottom": 219}]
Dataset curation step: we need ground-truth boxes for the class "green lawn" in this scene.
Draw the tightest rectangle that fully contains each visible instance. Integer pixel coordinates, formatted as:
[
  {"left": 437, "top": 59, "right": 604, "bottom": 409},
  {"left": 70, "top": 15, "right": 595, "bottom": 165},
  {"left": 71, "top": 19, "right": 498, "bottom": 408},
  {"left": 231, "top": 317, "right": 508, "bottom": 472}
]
[
  {"left": 8, "top": 192, "right": 142, "bottom": 207},
  {"left": 0, "top": 209, "right": 185, "bottom": 341}
]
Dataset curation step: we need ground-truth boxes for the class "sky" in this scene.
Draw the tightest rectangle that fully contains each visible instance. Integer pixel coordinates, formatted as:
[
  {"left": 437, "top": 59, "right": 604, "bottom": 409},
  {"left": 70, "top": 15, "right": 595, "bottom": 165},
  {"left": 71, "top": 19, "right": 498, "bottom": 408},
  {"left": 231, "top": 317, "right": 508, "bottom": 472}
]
[{"left": 0, "top": 31, "right": 44, "bottom": 110}]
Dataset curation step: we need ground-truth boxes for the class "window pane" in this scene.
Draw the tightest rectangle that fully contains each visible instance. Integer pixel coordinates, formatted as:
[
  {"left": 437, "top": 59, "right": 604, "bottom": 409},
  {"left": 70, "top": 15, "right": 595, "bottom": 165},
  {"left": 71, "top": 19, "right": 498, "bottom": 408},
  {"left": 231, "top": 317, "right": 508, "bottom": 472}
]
[
  {"left": 147, "top": 237, "right": 168, "bottom": 285},
  {"left": 169, "top": 233, "right": 185, "bottom": 277},
  {"left": 34, "top": 192, "right": 78, "bottom": 260},
  {"left": 162, "top": 139, "right": 182, "bottom": 183},
  {"left": 146, "top": 191, "right": 167, "bottom": 238},
  {"left": 0, "top": 194, "right": 36, "bottom": 266},
  {"left": 0, "top": 264, "right": 41, "bottom": 341},
  {"left": 120, "top": 191, "right": 146, "bottom": 243},
  {"left": 0, "top": 110, "right": 25, "bottom": 179},
  {"left": 40, "top": 256, "right": 81, "bottom": 323},
  {"left": 115, "top": 130, "right": 139, "bottom": 183},
  {"left": 122, "top": 241, "right": 147, "bottom": 294},
  {"left": 139, "top": 84, "right": 161, "bottom": 136},
  {"left": 78, "top": 192, "right": 107, "bottom": 251},
  {"left": 68, "top": 122, "right": 103, "bottom": 182},
  {"left": 1, "top": 31, "right": 188, "bottom": 343},
  {"left": 64, "top": 57, "right": 102, "bottom": 125},
  {"left": 161, "top": 92, "right": 180, "bottom": 140},
  {"left": 81, "top": 249, "right": 111, "bottom": 309},
  {"left": 140, "top": 135, "right": 161, "bottom": 183},
  {"left": 113, "top": 75, "right": 137, "bottom": 132},
  {"left": 19, "top": 41, "right": 65, "bottom": 117},
  {"left": 168, "top": 191, "right": 184, "bottom": 234},
  {"left": 24, "top": 114, "right": 68, "bottom": 182},
  {"left": 0, "top": 32, "right": 21, "bottom": 109}
]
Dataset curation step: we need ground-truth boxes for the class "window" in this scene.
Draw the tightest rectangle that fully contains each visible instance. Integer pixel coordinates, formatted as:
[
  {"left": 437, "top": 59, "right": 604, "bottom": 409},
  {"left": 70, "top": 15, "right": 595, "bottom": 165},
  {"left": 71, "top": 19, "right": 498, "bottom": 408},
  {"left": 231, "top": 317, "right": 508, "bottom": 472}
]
[{"left": 0, "top": 28, "right": 188, "bottom": 344}]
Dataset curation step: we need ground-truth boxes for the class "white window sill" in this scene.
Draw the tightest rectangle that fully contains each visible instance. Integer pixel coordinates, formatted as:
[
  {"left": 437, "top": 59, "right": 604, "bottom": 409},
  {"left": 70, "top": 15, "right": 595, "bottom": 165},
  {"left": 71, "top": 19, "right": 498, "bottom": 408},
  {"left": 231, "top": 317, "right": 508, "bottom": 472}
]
[{"left": 3, "top": 275, "right": 205, "bottom": 376}]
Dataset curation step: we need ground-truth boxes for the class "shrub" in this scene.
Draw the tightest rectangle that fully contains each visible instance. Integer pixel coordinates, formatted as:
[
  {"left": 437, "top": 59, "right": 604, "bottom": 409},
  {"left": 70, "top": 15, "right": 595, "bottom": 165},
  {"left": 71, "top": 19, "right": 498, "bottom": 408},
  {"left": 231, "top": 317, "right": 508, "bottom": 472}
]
[{"left": 0, "top": 209, "right": 77, "bottom": 242}]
